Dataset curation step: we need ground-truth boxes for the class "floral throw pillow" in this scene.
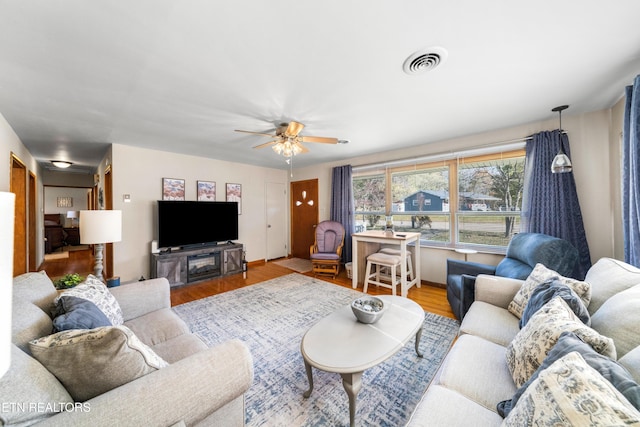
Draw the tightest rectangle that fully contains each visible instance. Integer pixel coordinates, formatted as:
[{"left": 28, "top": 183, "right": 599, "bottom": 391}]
[
  {"left": 503, "top": 352, "right": 640, "bottom": 426},
  {"left": 53, "top": 275, "right": 123, "bottom": 325},
  {"left": 506, "top": 296, "right": 616, "bottom": 388},
  {"left": 508, "top": 263, "right": 591, "bottom": 319}
]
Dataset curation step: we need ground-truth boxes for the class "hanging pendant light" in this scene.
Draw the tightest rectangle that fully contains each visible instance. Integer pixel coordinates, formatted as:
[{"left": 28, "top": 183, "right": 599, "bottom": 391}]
[{"left": 551, "top": 105, "right": 572, "bottom": 174}]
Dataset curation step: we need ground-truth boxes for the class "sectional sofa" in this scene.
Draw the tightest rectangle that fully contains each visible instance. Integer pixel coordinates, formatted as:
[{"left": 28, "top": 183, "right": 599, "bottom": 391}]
[
  {"left": 408, "top": 257, "right": 640, "bottom": 425},
  {"left": 3, "top": 272, "right": 253, "bottom": 426}
]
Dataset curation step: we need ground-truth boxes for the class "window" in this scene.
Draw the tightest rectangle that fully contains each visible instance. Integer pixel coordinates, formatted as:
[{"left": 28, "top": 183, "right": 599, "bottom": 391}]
[
  {"left": 352, "top": 149, "right": 525, "bottom": 249},
  {"left": 457, "top": 156, "right": 524, "bottom": 247},
  {"left": 353, "top": 173, "right": 385, "bottom": 232},
  {"left": 391, "top": 167, "right": 450, "bottom": 243}
]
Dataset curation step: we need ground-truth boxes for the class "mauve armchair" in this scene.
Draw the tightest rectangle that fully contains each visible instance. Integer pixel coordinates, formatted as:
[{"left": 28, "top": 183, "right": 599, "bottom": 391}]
[
  {"left": 310, "top": 220, "right": 345, "bottom": 279},
  {"left": 446, "top": 232, "right": 579, "bottom": 320}
]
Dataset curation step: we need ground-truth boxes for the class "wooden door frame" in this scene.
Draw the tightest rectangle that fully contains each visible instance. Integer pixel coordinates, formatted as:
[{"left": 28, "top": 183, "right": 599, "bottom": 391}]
[
  {"left": 28, "top": 171, "right": 37, "bottom": 271},
  {"left": 10, "top": 152, "right": 27, "bottom": 276}
]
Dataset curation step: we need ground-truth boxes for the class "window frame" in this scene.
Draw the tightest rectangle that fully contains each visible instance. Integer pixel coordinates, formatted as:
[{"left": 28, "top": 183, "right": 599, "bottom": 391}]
[{"left": 352, "top": 149, "right": 525, "bottom": 250}]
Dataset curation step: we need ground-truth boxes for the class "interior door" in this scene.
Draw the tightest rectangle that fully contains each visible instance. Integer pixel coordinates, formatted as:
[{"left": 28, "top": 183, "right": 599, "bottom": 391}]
[
  {"left": 266, "top": 182, "right": 287, "bottom": 260},
  {"left": 10, "top": 153, "right": 27, "bottom": 276},
  {"left": 290, "top": 179, "right": 318, "bottom": 259}
]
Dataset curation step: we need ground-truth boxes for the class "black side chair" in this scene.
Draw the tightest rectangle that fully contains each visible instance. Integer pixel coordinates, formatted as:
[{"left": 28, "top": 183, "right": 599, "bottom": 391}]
[{"left": 446, "top": 233, "right": 579, "bottom": 320}]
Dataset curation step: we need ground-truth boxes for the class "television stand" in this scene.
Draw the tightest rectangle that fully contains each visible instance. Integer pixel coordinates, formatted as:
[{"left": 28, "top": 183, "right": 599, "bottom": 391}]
[{"left": 150, "top": 242, "right": 243, "bottom": 287}]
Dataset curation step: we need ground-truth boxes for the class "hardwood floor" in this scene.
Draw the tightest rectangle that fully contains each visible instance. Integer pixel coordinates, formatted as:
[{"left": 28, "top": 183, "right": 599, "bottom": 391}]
[{"left": 40, "top": 252, "right": 456, "bottom": 320}]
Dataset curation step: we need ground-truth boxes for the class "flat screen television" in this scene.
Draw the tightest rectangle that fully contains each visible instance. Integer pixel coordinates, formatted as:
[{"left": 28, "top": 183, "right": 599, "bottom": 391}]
[{"left": 157, "top": 201, "right": 238, "bottom": 249}]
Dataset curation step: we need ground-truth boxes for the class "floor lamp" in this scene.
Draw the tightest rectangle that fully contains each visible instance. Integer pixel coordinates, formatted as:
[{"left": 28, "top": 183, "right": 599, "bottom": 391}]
[
  {"left": 0, "top": 192, "right": 15, "bottom": 377},
  {"left": 80, "top": 210, "right": 122, "bottom": 282}
]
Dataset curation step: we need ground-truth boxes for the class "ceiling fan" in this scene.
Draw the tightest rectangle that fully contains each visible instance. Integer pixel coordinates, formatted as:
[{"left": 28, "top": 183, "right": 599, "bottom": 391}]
[{"left": 235, "top": 121, "right": 339, "bottom": 158}]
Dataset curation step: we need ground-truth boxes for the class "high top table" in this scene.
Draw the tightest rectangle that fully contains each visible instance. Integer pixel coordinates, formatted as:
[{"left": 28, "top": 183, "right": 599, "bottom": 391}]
[
  {"left": 301, "top": 295, "right": 425, "bottom": 427},
  {"left": 351, "top": 230, "right": 422, "bottom": 297}
]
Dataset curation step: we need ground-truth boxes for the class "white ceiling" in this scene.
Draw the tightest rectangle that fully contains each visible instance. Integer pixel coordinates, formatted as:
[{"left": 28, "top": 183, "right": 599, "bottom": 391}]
[{"left": 2, "top": 1, "right": 640, "bottom": 172}]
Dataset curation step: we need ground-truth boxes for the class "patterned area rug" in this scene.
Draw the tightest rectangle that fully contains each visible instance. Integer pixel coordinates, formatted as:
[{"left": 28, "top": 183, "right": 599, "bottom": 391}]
[
  {"left": 173, "top": 273, "right": 459, "bottom": 426},
  {"left": 272, "top": 258, "right": 313, "bottom": 273}
]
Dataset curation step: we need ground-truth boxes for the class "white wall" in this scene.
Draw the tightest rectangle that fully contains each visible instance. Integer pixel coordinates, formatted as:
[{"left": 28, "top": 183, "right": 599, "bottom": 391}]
[
  {"left": 610, "top": 96, "right": 626, "bottom": 261},
  {"left": 0, "top": 113, "right": 45, "bottom": 267},
  {"left": 293, "top": 108, "right": 620, "bottom": 284},
  {"left": 109, "top": 144, "right": 288, "bottom": 282}
]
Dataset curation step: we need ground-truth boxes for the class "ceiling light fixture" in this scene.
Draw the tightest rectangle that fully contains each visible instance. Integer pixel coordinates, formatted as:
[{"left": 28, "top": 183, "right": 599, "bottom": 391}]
[
  {"left": 51, "top": 160, "right": 73, "bottom": 169},
  {"left": 550, "top": 105, "right": 572, "bottom": 174},
  {"left": 272, "top": 138, "right": 303, "bottom": 158}
]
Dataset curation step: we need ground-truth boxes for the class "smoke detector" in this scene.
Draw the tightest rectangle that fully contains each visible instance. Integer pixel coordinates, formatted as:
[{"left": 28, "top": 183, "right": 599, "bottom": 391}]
[{"left": 403, "top": 47, "right": 448, "bottom": 75}]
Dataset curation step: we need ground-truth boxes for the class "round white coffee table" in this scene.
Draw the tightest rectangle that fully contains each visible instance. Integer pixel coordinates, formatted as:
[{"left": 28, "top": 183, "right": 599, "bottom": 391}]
[{"left": 300, "top": 295, "right": 425, "bottom": 427}]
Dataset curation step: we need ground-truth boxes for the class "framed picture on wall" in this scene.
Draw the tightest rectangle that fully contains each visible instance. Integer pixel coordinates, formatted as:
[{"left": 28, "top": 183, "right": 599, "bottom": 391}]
[
  {"left": 57, "top": 197, "right": 73, "bottom": 208},
  {"left": 162, "top": 178, "right": 185, "bottom": 200},
  {"left": 225, "top": 183, "right": 242, "bottom": 214},
  {"left": 197, "top": 181, "right": 216, "bottom": 201}
]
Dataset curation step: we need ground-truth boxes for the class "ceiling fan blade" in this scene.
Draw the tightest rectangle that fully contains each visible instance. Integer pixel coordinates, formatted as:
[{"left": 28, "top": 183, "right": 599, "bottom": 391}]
[
  {"left": 285, "top": 121, "right": 305, "bottom": 137},
  {"left": 253, "top": 140, "right": 279, "bottom": 149},
  {"left": 235, "top": 129, "right": 276, "bottom": 137},
  {"left": 300, "top": 136, "right": 339, "bottom": 144},
  {"left": 297, "top": 142, "right": 310, "bottom": 153}
]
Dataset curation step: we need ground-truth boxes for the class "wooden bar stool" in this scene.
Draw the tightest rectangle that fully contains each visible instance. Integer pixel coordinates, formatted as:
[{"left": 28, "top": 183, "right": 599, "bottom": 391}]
[
  {"left": 363, "top": 252, "right": 403, "bottom": 296},
  {"left": 378, "top": 247, "right": 414, "bottom": 281}
]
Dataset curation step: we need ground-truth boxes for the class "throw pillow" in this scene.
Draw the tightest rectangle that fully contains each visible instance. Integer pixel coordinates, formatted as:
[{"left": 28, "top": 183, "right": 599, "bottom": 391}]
[
  {"left": 54, "top": 275, "right": 123, "bottom": 325},
  {"left": 498, "top": 331, "right": 640, "bottom": 417},
  {"left": 29, "top": 326, "right": 169, "bottom": 401},
  {"left": 506, "top": 296, "right": 616, "bottom": 388},
  {"left": 52, "top": 296, "right": 112, "bottom": 333},
  {"left": 508, "top": 263, "right": 591, "bottom": 319},
  {"left": 519, "top": 278, "right": 590, "bottom": 328},
  {"left": 503, "top": 352, "right": 640, "bottom": 426},
  {"left": 590, "top": 283, "right": 640, "bottom": 359},
  {"left": 0, "top": 344, "right": 74, "bottom": 425}
]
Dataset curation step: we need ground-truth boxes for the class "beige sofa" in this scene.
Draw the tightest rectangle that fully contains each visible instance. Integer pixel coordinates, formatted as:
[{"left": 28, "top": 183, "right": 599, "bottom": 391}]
[
  {"left": 408, "top": 257, "right": 640, "bottom": 425},
  {"left": 3, "top": 271, "right": 253, "bottom": 427}
]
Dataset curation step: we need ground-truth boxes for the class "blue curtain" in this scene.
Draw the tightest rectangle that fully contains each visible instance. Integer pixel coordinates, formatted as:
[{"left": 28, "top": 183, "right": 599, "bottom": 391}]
[
  {"left": 521, "top": 130, "right": 591, "bottom": 279},
  {"left": 623, "top": 75, "right": 640, "bottom": 267},
  {"left": 330, "top": 165, "right": 354, "bottom": 263}
]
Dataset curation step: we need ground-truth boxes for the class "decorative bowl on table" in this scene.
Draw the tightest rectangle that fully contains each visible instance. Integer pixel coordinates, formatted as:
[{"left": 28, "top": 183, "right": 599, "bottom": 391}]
[{"left": 351, "top": 296, "right": 385, "bottom": 324}]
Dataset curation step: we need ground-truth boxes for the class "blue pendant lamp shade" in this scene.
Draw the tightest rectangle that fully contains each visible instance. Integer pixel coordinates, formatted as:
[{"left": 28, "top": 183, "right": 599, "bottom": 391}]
[{"left": 551, "top": 105, "right": 573, "bottom": 174}]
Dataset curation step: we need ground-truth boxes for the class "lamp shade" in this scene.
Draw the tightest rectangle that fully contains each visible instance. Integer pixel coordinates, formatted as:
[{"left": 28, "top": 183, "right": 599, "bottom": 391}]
[
  {"left": 66, "top": 210, "right": 79, "bottom": 219},
  {"left": 551, "top": 152, "right": 573, "bottom": 174},
  {"left": 80, "top": 210, "right": 122, "bottom": 244},
  {"left": 0, "top": 192, "right": 15, "bottom": 378}
]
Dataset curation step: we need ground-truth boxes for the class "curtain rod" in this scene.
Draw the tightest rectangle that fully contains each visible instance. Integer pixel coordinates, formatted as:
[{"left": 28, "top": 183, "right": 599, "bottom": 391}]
[
  {"left": 353, "top": 138, "right": 528, "bottom": 172},
  {"left": 352, "top": 130, "right": 566, "bottom": 172}
]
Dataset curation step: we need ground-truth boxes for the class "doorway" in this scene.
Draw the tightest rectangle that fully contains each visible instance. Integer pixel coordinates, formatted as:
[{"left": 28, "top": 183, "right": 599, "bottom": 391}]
[
  {"left": 266, "top": 182, "right": 287, "bottom": 260},
  {"left": 10, "top": 153, "right": 27, "bottom": 276},
  {"left": 290, "top": 179, "right": 318, "bottom": 259}
]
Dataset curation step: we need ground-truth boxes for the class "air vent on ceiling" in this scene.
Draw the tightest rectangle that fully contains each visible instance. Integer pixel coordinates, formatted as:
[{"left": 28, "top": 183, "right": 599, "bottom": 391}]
[{"left": 403, "top": 47, "right": 448, "bottom": 75}]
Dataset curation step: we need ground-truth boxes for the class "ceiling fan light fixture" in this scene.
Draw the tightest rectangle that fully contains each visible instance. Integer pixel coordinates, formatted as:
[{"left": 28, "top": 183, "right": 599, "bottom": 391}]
[
  {"left": 272, "top": 139, "right": 302, "bottom": 158},
  {"left": 51, "top": 160, "right": 73, "bottom": 169}
]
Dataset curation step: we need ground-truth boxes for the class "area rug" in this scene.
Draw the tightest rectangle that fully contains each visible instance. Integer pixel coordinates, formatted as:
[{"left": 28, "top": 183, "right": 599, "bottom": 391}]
[
  {"left": 272, "top": 257, "right": 313, "bottom": 273},
  {"left": 44, "top": 251, "right": 69, "bottom": 261},
  {"left": 173, "top": 273, "right": 460, "bottom": 426}
]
